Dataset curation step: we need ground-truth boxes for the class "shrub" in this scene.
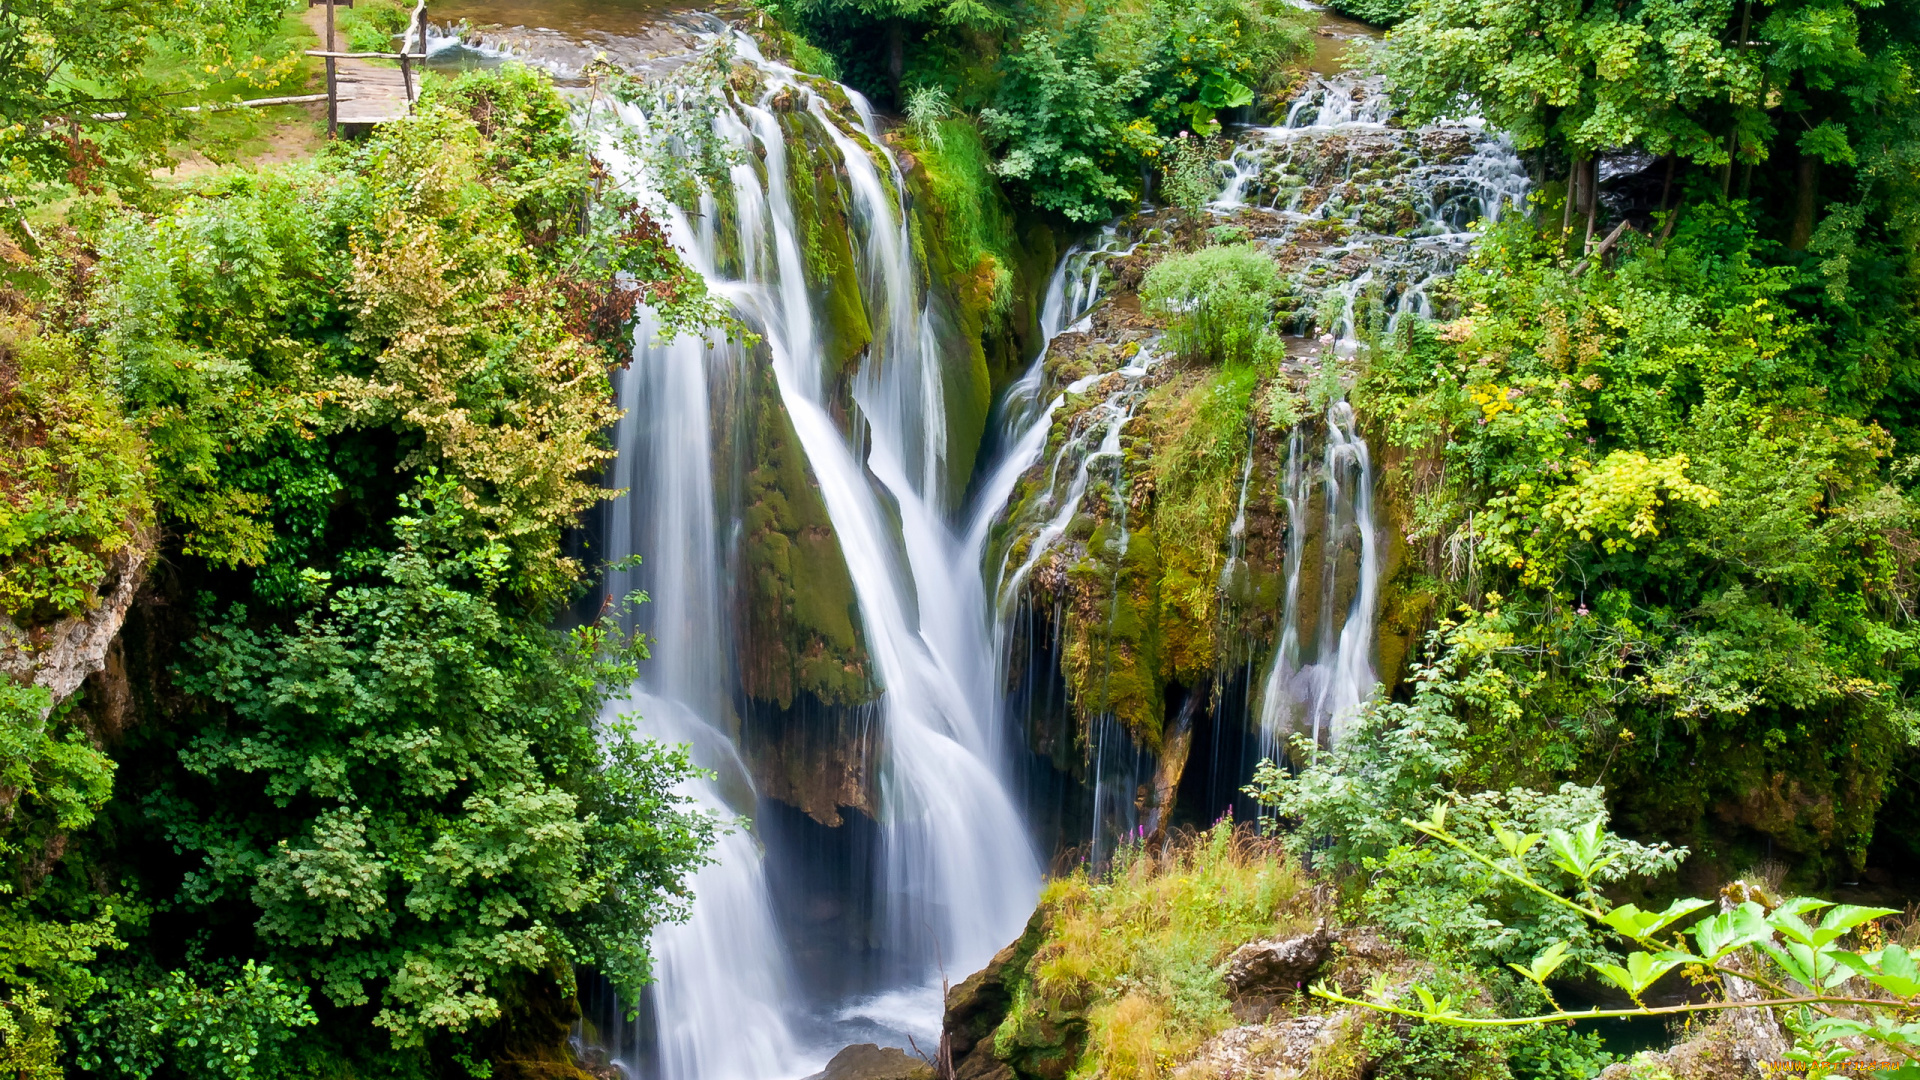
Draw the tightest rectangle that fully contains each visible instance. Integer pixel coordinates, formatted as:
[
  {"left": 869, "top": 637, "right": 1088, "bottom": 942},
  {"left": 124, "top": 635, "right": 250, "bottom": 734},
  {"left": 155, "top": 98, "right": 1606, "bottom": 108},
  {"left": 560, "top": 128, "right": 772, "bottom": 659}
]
[
  {"left": 1140, "top": 244, "right": 1291, "bottom": 366},
  {"left": 0, "top": 319, "right": 152, "bottom": 625}
]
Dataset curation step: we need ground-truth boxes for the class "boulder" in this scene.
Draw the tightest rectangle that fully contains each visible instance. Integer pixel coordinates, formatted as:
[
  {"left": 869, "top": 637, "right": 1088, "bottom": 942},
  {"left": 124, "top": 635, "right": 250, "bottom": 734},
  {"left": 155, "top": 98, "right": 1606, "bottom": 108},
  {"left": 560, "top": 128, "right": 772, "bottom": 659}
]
[
  {"left": 1223, "top": 925, "right": 1334, "bottom": 996},
  {"left": 810, "top": 1044, "right": 935, "bottom": 1080}
]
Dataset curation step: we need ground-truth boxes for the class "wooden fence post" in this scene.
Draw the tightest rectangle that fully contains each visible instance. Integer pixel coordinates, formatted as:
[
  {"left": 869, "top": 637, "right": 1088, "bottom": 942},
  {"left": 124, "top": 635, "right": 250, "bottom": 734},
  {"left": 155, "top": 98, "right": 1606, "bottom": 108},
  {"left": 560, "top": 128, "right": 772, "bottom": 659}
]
[{"left": 325, "top": 0, "right": 338, "bottom": 137}]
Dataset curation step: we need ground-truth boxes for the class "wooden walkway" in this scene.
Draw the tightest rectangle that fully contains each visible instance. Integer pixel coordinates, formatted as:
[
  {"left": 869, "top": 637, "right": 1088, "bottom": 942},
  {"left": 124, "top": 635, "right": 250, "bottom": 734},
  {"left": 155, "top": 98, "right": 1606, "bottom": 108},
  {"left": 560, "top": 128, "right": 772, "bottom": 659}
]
[{"left": 306, "top": 0, "right": 427, "bottom": 131}]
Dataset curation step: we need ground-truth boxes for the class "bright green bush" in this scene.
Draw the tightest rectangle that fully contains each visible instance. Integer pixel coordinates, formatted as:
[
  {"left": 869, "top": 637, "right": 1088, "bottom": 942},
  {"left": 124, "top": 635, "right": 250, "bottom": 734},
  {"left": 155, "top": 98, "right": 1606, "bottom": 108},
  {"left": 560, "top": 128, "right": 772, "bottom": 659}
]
[
  {"left": 163, "top": 483, "right": 716, "bottom": 1046},
  {"left": 0, "top": 320, "right": 151, "bottom": 625},
  {"left": 337, "top": 0, "right": 410, "bottom": 53},
  {"left": 1140, "top": 244, "right": 1291, "bottom": 366},
  {"left": 978, "top": 0, "right": 1311, "bottom": 222},
  {"left": 1351, "top": 207, "right": 1920, "bottom": 878},
  {"left": 74, "top": 963, "right": 317, "bottom": 1080}
]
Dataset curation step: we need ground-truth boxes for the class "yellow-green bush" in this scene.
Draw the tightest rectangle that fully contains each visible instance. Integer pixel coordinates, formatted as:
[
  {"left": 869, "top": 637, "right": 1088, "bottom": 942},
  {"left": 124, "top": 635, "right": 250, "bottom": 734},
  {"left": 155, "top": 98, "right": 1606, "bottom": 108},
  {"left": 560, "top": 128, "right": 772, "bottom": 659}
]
[
  {"left": 0, "top": 319, "right": 152, "bottom": 625},
  {"left": 1001, "top": 823, "right": 1312, "bottom": 1079}
]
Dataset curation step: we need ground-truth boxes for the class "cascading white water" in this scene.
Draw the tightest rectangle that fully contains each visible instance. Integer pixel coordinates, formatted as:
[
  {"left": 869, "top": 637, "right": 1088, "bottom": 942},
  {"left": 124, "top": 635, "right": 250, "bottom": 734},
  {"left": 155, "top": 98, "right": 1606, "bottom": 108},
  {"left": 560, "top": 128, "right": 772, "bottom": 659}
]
[
  {"left": 574, "top": 22, "right": 1531, "bottom": 1071},
  {"left": 1256, "top": 400, "right": 1380, "bottom": 750},
  {"left": 597, "top": 34, "right": 1041, "bottom": 1057},
  {"left": 594, "top": 107, "right": 803, "bottom": 1080}
]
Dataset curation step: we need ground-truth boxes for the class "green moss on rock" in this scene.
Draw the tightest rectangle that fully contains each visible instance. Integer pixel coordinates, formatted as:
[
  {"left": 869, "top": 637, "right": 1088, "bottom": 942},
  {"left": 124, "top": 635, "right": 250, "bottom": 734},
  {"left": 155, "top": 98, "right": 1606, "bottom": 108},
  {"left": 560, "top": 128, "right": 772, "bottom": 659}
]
[{"left": 736, "top": 359, "right": 875, "bottom": 710}]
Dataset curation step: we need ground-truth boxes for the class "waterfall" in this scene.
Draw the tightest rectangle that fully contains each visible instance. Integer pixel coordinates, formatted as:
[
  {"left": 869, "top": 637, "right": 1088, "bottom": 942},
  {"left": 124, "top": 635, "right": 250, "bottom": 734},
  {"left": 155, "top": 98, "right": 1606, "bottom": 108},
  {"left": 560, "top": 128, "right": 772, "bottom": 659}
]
[
  {"left": 578, "top": 28, "right": 1529, "bottom": 1071},
  {"left": 593, "top": 32, "right": 1041, "bottom": 1067},
  {"left": 1256, "top": 401, "right": 1380, "bottom": 751},
  {"left": 594, "top": 104, "right": 802, "bottom": 1076}
]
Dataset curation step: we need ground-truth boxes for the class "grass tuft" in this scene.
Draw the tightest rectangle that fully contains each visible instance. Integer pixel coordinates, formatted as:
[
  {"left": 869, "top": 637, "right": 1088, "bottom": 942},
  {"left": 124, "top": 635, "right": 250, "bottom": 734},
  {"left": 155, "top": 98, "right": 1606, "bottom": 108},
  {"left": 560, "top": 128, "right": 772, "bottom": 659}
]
[{"left": 1007, "top": 822, "right": 1314, "bottom": 1078}]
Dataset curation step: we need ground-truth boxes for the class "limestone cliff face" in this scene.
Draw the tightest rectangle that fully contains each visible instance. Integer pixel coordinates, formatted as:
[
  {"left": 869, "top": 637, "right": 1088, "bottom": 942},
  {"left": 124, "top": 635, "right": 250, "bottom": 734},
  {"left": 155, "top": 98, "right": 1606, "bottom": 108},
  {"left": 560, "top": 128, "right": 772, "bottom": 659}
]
[{"left": 1, "top": 543, "right": 149, "bottom": 718}]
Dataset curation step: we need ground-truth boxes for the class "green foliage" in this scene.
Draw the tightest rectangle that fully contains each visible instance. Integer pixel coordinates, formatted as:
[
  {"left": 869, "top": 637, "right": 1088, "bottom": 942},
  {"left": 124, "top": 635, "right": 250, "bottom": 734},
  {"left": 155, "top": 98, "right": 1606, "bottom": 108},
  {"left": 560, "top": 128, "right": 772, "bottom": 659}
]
[
  {"left": 74, "top": 962, "right": 318, "bottom": 1079},
  {"left": 0, "top": 61, "right": 722, "bottom": 1074},
  {"left": 1317, "top": 810, "right": 1920, "bottom": 1077},
  {"left": 1372, "top": 785, "right": 1686, "bottom": 971},
  {"left": 974, "top": 0, "right": 1311, "bottom": 222},
  {"left": 0, "top": 0, "right": 300, "bottom": 226},
  {"left": 0, "top": 685, "right": 121, "bottom": 1077},
  {"left": 1246, "top": 639, "right": 1474, "bottom": 866},
  {"left": 1354, "top": 211, "right": 1920, "bottom": 874},
  {"left": 160, "top": 485, "right": 716, "bottom": 1045},
  {"left": 1002, "top": 823, "right": 1310, "bottom": 1078},
  {"left": 1140, "top": 244, "right": 1291, "bottom": 366},
  {"left": 1158, "top": 132, "right": 1229, "bottom": 233},
  {"left": 0, "top": 318, "right": 152, "bottom": 624},
  {"left": 1328, "top": 0, "right": 1413, "bottom": 27},
  {"left": 906, "top": 84, "right": 952, "bottom": 148},
  {"left": 1362, "top": 1012, "right": 1512, "bottom": 1080},
  {"left": 905, "top": 115, "right": 1017, "bottom": 327},
  {"left": 337, "top": 0, "right": 410, "bottom": 53}
]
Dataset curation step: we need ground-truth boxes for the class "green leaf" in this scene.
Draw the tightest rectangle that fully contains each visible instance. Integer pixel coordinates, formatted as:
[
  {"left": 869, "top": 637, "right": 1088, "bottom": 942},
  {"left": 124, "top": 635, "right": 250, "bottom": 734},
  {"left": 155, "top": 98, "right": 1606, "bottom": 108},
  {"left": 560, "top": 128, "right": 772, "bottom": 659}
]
[
  {"left": 1588, "top": 951, "right": 1685, "bottom": 999},
  {"left": 1492, "top": 821, "right": 1544, "bottom": 862},
  {"left": 1866, "top": 944, "right": 1920, "bottom": 998},
  {"left": 1758, "top": 940, "right": 1818, "bottom": 988},
  {"left": 1691, "top": 902, "right": 1771, "bottom": 961},
  {"left": 1413, "top": 984, "right": 1457, "bottom": 1017},
  {"left": 1527, "top": 941, "right": 1570, "bottom": 983},
  {"left": 1600, "top": 897, "right": 1709, "bottom": 942},
  {"left": 1546, "top": 816, "right": 1621, "bottom": 881},
  {"left": 1812, "top": 904, "right": 1898, "bottom": 947}
]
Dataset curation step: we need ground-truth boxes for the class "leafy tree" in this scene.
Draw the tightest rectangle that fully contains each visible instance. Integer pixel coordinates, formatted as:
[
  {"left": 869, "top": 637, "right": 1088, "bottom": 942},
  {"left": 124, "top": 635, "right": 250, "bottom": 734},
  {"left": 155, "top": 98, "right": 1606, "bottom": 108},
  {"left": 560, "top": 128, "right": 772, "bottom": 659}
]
[
  {"left": 978, "top": 0, "right": 1311, "bottom": 221},
  {"left": 0, "top": 61, "right": 722, "bottom": 1072},
  {"left": 0, "top": 0, "right": 298, "bottom": 235},
  {"left": 1375, "top": 0, "right": 1920, "bottom": 251},
  {"left": 155, "top": 485, "right": 715, "bottom": 1046}
]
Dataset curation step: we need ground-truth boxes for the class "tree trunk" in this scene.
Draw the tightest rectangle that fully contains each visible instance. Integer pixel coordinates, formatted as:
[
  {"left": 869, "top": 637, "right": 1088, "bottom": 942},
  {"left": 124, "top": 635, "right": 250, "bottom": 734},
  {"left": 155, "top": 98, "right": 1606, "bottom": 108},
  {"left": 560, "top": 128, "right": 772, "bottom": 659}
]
[
  {"left": 1789, "top": 152, "right": 1820, "bottom": 250},
  {"left": 884, "top": 20, "right": 906, "bottom": 94},
  {"left": 1564, "top": 153, "right": 1588, "bottom": 246},
  {"left": 1582, "top": 155, "right": 1599, "bottom": 252}
]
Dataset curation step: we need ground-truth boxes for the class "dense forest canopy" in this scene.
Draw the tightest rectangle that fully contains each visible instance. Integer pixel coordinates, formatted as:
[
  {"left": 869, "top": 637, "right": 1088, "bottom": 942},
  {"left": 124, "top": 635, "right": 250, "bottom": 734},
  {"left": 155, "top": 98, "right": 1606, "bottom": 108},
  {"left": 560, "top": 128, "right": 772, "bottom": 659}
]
[{"left": 1, "top": 0, "right": 1917, "bottom": 1073}]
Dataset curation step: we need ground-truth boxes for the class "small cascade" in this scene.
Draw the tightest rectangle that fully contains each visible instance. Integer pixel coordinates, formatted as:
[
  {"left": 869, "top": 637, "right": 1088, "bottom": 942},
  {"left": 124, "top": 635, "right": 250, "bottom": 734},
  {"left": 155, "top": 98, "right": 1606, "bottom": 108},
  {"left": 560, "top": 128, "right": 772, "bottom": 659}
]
[
  {"left": 1256, "top": 401, "right": 1380, "bottom": 752},
  {"left": 1213, "top": 73, "right": 1529, "bottom": 343}
]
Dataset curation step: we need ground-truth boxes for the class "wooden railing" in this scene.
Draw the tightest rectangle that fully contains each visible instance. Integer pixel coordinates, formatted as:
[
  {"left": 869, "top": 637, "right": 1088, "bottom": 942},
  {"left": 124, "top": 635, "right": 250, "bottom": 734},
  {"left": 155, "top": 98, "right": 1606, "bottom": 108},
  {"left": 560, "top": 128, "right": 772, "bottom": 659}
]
[{"left": 306, "top": 0, "right": 429, "bottom": 135}]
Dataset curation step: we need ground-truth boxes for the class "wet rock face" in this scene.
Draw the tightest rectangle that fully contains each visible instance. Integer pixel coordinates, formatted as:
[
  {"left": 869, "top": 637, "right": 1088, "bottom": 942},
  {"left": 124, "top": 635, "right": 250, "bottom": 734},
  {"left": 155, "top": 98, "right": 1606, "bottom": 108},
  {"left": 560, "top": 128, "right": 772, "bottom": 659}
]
[
  {"left": 809, "top": 1044, "right": 935, "bottom": 1080},
  {"left": 1223, "top": 924, "right": 1335, "bottom": 996}
]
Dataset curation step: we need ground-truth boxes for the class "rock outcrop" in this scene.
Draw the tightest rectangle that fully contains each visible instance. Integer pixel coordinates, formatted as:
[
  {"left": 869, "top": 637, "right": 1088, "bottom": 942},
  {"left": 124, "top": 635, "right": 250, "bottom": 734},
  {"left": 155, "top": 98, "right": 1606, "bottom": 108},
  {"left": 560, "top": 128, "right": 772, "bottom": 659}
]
[
  {"left": 1222, "top": 924, "right": 1335, "bottom": 996},
  {"left": 808, "top": 1044, "right": 935, "bottom": 1080},
  {"left": 1, "top": 543, "right": 147, "bottom": 717},
  {"left": 1173, "top": 1012, "right": 1354, "bottom": 1080}
]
